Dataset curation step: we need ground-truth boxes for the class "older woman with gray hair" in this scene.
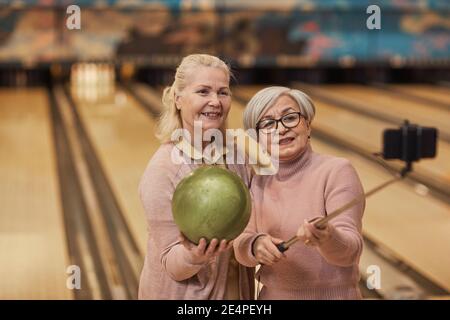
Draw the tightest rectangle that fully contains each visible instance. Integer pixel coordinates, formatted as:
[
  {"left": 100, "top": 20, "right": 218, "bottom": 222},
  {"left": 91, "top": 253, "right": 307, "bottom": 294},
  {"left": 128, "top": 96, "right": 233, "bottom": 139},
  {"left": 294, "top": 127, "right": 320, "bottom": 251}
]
[{"left": 234, "top": 86, "right": 365, "bottom": 300}]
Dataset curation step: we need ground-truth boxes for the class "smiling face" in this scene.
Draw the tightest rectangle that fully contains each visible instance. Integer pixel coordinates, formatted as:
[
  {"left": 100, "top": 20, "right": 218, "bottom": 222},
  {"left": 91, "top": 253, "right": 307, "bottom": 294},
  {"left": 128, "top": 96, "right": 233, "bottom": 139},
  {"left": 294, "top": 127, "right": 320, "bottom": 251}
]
[
  {"left": 176, "top": 66, "right": 231, "bottom": 139},
  {"left": 258, "top": 94, "right": 311, "bottom": 161}
]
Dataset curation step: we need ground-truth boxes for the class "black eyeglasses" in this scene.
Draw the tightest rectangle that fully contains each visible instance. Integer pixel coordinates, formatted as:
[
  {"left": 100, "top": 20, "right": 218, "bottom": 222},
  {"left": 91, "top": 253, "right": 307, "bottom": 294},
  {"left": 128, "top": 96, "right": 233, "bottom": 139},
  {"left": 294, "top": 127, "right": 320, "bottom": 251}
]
[{"left": 256, "top": 112, "right": 304, "bottom": 133}]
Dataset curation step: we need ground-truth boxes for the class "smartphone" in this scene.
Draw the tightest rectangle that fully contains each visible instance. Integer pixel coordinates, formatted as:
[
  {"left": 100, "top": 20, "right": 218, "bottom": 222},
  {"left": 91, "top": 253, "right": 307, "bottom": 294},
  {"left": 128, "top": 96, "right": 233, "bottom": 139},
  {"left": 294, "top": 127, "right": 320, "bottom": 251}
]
[{"left": 383, "top": 123, "right": 437, "bottom": 162}]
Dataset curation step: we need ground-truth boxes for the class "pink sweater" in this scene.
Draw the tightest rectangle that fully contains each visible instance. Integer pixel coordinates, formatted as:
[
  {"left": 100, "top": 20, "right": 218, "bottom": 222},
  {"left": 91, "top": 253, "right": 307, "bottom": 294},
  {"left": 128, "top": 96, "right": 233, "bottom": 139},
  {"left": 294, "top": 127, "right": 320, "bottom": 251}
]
[
  {"left": 138, "top": 142, "right": 255, "bottom": 300},
  {"left": 234, "top": 143, "right": 365, "bottom": 300}
]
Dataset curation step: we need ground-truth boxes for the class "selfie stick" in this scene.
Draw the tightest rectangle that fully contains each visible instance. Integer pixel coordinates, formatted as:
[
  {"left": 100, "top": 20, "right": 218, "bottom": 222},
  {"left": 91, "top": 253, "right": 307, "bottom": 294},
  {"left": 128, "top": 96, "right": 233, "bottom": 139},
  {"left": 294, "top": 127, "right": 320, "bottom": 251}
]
[{"left": 276, "top": 161, "right": 413, "bottom": 253}]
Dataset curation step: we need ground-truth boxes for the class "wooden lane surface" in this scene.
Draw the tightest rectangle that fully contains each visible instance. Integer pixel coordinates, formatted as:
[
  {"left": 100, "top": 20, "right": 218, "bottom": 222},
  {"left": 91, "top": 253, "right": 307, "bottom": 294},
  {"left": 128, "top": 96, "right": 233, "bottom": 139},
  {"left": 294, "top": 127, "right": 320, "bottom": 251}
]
[
  {"left": 72, "top": 86, "right": 160, "bottom": 255},
  {"left": 318, "top": 84, "right": 450, "bottom": 136},
  {"left": 234, "top": 85, "right": 450, "bottom": 292},
  {"left": 0, "top": 88, "right": 72, "bottom": 299},
  {"left": 389, "top": 84, "right": 450, "bottom": 107}
]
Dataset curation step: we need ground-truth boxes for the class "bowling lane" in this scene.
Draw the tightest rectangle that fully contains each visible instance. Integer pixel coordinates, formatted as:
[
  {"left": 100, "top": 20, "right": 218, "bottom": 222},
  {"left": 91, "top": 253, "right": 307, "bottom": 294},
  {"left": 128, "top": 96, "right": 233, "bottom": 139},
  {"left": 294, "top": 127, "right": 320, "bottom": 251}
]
[
  {"left": 229, "top": 97, "right": 250, "bottom": 130},
  {"left": 232, "top": 89, "right": 450, "bottom": 293},
  {"left": 389, "top": 84, "right": 450, "bottom": 107},
  {"left": 70, "top": 85, "right": 160, "bottom": 254},
  {"left": 0, "top": 88, "right": 72, "bottom": 299},
  {"left": 316, "top": 84, "right": 450, "bottom": 136},
  {"left": 234, "top": 86, "right": 450, "bottom": 189}
]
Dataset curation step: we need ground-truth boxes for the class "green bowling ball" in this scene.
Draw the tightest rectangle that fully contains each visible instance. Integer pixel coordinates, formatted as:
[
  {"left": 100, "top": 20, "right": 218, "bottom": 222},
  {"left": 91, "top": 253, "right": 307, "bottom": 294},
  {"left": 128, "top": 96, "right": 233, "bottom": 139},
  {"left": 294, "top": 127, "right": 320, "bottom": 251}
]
[{"left": 172, "top": 166, "right": 251, "bottom": 244}]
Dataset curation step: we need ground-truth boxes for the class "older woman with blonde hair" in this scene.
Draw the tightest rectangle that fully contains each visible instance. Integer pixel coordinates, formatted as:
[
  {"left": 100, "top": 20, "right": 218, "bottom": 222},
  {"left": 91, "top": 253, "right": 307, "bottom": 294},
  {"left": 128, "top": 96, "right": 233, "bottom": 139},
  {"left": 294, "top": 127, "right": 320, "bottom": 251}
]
[
  {"left": 138, "top": 54, "right": 254, "bottom": 299},
  {"left": 234, "top": 86, "right": 365, "bottom": 300}
]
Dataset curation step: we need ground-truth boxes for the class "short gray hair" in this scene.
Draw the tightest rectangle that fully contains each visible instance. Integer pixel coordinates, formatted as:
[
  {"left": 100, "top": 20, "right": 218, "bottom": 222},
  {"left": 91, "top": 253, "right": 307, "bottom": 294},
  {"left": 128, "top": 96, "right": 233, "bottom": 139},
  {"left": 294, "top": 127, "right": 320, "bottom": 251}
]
[{"left": 243, "top": 86, "right": 316, "bottom": 130}]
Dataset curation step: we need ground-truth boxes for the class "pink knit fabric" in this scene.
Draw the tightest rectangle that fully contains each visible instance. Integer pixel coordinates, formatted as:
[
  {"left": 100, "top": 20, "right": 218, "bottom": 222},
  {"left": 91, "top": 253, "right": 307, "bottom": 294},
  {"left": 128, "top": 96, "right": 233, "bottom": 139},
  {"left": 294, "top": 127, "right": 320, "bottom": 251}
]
[
  {"left": 138, "top": 142, "right": 255, "bottom": 300},
  {"left": 234, "top": 143, "right": 365, "bottom": 300}
]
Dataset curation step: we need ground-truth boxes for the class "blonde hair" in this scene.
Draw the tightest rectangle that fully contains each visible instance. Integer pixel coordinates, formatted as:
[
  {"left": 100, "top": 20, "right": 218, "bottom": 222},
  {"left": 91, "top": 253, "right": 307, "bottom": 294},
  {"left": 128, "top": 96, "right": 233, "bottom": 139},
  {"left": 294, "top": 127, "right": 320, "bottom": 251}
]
[
  {"left": 156, "top": 54, "right": 231, "bottom": 143},
  {"left": 243, "top": 86, "right": 316, "bottom": 130}
]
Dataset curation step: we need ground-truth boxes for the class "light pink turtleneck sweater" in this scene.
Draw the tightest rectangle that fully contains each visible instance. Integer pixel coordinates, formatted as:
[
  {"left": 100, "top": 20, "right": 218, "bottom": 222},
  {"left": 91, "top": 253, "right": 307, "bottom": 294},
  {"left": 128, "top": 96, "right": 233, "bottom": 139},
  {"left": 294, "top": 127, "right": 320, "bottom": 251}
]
[{"left": 234, "top": 143, "right": 365, "bottom": 300}]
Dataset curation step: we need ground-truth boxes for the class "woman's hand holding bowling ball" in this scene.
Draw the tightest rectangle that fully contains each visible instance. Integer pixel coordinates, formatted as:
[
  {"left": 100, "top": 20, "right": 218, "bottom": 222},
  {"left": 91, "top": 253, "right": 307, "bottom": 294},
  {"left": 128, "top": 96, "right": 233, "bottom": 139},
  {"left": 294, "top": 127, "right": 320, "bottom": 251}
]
[
  {"left": 179, "top": 234, "right": 233, "bottom": 265},
  {"left": 296, "top": 218, "right": 332, "bottom": 246},
  {"left": 252, "top": 235, "right": 286, "bottom": 266}
]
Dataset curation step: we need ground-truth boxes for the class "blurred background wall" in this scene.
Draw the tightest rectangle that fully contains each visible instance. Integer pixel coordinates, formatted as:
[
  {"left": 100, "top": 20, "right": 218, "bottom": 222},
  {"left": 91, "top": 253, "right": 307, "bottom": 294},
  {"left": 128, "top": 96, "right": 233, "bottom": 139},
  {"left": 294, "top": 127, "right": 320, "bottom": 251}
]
[{"left": 0, "top": 0, "right": 449, "bottom": 76}]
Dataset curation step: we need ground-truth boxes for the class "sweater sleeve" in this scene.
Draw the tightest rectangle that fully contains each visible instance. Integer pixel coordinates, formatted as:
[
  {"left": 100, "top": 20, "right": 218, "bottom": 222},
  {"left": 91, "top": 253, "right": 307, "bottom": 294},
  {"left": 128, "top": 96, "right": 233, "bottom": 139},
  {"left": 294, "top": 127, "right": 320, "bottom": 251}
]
[
  {"left": 139, "top": 151, "right": 203, "bottom": 281},
  {"left": 233, "top": 191, "right": 266, "bottom": 267},
  {"left": 318, "top": 160, "right": 365, "bottom": 267}
]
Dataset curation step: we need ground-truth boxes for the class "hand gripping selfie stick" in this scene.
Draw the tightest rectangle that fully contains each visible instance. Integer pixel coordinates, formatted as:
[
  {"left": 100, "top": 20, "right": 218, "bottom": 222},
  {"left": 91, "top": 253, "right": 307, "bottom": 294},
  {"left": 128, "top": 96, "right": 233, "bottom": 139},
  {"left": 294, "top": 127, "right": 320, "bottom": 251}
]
[
  {"left": 276, "top": 118, "right": 439, "bottom": 252},
  {"left": 276, "top": 169, "right": 409, "bottom": 252},
  {"left": 236, "top": 120, "right": 436, "bottom": 253}
]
